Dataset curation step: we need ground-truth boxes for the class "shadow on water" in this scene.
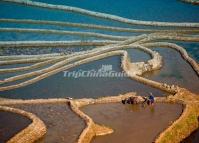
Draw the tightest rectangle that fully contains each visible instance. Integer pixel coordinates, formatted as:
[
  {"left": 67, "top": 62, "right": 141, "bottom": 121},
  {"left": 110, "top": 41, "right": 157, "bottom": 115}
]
[
  {"left": 181, "top": 128, "right": 199, "bottom": 143},
  {"left": 0, "top": 111, "right": 31, "bottom": 143}
]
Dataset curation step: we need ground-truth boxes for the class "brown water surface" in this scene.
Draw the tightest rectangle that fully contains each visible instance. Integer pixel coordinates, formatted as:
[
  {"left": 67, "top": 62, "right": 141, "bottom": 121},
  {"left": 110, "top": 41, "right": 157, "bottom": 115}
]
[
  {"left": 10, "top": 103, "right": 85, "bottom": 143},
  {"left": 82, "top": 103, "right": 182, "bottom": 143}
]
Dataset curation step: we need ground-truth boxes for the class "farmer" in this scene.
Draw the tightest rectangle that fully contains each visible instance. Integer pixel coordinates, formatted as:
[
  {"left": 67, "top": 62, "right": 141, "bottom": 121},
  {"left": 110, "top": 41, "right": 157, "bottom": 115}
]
[
  {"left": 148, "top": 93, "right": 155, "bottom": 105},
  {"left": 142, "top": 93, "right": 155, "bottom": 106}
]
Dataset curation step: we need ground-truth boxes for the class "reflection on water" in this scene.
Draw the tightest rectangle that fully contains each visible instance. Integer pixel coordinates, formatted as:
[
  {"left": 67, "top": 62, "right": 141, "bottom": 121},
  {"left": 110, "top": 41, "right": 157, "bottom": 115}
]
[{"left": 82, "top": 103, "right": 182, "bottom": 143}]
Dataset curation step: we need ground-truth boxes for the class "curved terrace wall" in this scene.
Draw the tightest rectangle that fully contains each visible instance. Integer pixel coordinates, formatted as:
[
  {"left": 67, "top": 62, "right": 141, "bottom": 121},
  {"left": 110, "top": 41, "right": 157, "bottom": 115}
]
[{"left": 0, "top": 105, "right": 46, "bottom": 143}]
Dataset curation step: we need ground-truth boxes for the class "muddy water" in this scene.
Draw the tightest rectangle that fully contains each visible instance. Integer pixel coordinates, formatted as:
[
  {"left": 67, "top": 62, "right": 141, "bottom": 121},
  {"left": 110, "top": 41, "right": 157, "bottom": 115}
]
[
  {"left": 10, "top": 103, "right": 85, "bottom": 143},
  {"left": 144, "top": 48, "right": 199, "bottom": 94},
  {"left": 0, "top": 50, "right": 165, "bottom": 99},
  {"left": 82, "top": 103, "right": 182, "bottom": 143},
  {"left": 0, "top": 110, "right": 31, "bottom": 142}
]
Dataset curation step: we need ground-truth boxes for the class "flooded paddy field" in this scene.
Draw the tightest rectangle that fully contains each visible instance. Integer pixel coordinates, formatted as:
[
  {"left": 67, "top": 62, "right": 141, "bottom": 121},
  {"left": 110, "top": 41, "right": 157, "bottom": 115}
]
[
  {"left": 9, "top": 103, "right": 85, "bottom": 143},
  {"left": 0, "top": 110, "right": 31, "bottom": 143},
  {"left": 0, "top": 54, "right": 165, "bottom": 99},
  {"left": 82, "top": 103, "right": 182, "bottom": 143},
  {"left": 143, "top": 47, "right": 199, "bottom": 94},
  {"left": 0, "top": 0, "right": 199, "bottom": 142}
]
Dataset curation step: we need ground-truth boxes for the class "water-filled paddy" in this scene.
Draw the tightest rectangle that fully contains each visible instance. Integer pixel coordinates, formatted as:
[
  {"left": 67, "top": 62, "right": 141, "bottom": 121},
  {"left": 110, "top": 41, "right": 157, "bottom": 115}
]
[
  {"left": 0, "top": 0, "right": 199, "bottom": 142},
  {"left": 9, "top": 103, "right": 85, "bottom": 143},
  {"left": 0, "top": 53, "right": 165, "bottom": 99},
  {"left": 143, "top": 48, "right": 199, "bottom": 94},
  {"left": 1, "top": 46, "right": 199, "bottom": 99},
  {"left": 1, "top": 0, "right": 199, "bottom": 26},
  {"left": 126, "top": 48, "right": 151, "bottom": 62},
  {"left": 0, "top": 110, "right": 31, "bottom": 142},
  {"left": 0, "top": 0, "right": 199, "bottom": 41},
  {"left": 82, "top": 103, "right": 182, "bottom": 143},
  {"left": 0, "top": 0, "right": 199, "bottom": 100}
]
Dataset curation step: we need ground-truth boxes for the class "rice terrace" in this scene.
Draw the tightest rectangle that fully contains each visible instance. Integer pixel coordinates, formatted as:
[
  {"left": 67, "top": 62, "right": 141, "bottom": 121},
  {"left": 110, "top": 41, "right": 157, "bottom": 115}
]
[{"left": 0, "top": 0, "right": 199, "bottom": 143}]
